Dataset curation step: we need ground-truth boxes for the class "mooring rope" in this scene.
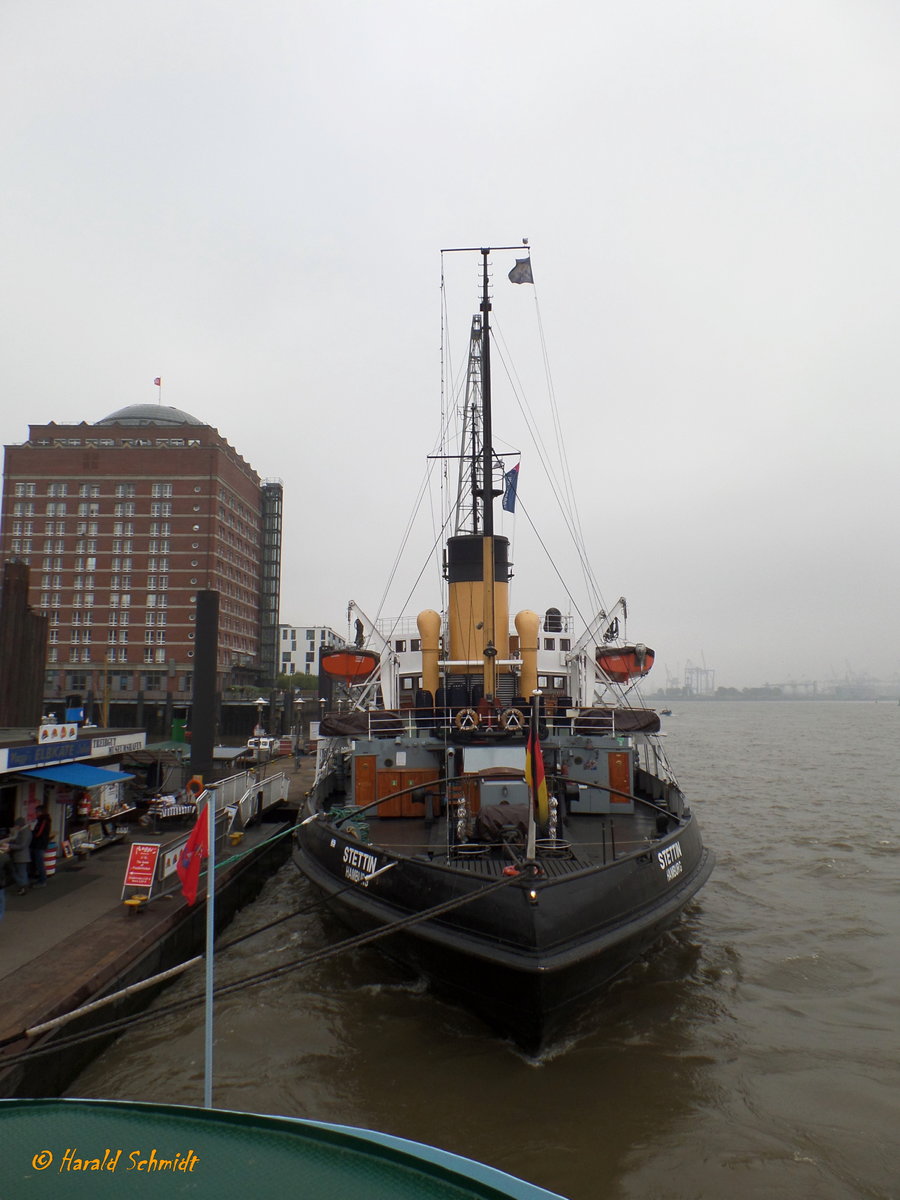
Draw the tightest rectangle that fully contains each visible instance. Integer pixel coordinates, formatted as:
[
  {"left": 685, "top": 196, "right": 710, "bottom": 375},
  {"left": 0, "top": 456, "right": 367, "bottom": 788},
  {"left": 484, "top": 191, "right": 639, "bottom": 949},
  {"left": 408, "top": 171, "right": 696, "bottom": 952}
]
[{"left": 0, "top": 868, "right": 525, "bottom": 1068}]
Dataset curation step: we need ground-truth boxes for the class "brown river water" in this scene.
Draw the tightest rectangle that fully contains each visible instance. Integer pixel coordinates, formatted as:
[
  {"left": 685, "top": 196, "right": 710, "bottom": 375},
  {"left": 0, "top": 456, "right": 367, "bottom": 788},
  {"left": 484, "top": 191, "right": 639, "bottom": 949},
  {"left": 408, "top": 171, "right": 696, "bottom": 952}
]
[{"left": 69, "top": 701, "right": 900, "bottom": 1199}]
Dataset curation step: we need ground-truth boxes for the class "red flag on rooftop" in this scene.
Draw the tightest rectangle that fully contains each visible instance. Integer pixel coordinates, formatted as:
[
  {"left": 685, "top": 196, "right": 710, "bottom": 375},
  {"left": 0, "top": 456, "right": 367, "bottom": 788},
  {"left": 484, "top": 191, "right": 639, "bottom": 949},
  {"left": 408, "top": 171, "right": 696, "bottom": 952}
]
[
  {"left": 525, "top": 717, "right": 550, "bottom": 826},
  {"left": 176, "top": 808, "right": 208, "bottom": 905}
]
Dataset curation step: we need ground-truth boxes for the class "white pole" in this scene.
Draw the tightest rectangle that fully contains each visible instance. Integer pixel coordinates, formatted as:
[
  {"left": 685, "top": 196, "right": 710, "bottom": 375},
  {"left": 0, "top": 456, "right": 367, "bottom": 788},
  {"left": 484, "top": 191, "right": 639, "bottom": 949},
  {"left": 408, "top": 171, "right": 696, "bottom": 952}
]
[
  {"left": 203, "top": 793, "right": 215, "bottom": 1108},
  {"left": 525, "top": 691, "right": 541, "bottom": 861}
]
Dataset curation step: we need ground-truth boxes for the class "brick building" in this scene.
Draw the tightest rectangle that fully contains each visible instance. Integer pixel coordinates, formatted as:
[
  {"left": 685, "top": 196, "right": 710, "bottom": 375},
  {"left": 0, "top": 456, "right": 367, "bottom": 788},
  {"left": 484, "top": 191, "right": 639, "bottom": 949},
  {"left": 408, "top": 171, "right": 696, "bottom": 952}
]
[{"left": 0, "top": 403, "right": 282, "bottom": 733}]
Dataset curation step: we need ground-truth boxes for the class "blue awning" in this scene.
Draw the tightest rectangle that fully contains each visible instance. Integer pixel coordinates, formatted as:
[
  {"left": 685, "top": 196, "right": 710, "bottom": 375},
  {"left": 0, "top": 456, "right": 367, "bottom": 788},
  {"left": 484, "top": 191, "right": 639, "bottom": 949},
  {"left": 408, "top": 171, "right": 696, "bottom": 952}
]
[{"left": 19, "top": 763, "right": 134, "bottom": 787}]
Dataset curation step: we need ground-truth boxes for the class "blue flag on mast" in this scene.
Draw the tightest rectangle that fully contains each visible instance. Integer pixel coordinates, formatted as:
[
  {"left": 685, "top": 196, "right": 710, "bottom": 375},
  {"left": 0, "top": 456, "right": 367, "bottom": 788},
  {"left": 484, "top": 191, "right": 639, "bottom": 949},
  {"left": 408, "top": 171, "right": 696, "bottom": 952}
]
[{"left": 502, "top": 463, "right": 520, "bottom": 513}]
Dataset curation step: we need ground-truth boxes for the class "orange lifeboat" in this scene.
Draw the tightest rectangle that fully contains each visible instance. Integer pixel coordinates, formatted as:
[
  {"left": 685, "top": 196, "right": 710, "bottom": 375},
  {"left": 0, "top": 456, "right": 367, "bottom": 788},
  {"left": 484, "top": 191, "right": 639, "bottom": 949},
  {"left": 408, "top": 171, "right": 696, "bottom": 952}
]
[
  {"left": 320, "top": 649, "right": 380, "bottom": 680},
  {"left": 596, "top": 643, "right": 655, "bottom": 683}
]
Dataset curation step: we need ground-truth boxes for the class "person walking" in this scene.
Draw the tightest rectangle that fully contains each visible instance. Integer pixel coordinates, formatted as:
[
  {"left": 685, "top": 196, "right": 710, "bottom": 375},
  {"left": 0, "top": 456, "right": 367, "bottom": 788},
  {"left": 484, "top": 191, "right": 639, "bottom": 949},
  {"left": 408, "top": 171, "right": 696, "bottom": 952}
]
[
  {"left": 7, "top": 818, "right": 32, "bottom": 894},
  {"left": 0, "top": 847, "right": 14, "bottom": 919},
  {"left": 30, "top": 805, "right": 52, "bottom": 887}
]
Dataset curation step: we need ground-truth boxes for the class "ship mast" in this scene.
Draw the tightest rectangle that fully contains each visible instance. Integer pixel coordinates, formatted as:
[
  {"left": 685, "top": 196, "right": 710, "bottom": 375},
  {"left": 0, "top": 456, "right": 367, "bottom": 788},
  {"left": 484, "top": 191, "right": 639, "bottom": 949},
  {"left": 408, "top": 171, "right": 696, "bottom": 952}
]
[
  {"left": 453, "top": 316, "right": 484, "bottom": 537},
  {"left": 438, "top": 245, "right": 521, "bottom": 706},
  {"left": 479, "top": 248, "right": 498, "bottom": 695}
]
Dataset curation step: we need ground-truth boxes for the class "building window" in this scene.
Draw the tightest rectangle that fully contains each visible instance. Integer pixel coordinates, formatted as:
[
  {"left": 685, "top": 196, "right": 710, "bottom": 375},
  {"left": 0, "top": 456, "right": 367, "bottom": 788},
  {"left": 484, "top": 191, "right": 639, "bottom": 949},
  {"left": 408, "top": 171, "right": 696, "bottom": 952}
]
[
  {"left": 47, "top": 483, "right": 68, "bottom": 497},
  {"left": 151, "top": 483, "right": 172, "bottom": 498},
  {"left": 14, "top": 483, "right": 36, "bottom": 497},
  {"left": 115, "top": 483, "right": 135, "bottom": 498}
]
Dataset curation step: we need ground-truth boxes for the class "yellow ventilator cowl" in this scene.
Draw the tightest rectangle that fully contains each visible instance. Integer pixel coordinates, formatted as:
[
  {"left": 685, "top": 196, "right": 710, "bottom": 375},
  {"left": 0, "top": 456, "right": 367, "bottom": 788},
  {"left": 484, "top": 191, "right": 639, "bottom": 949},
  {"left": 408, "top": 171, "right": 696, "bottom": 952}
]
[
  {"left": 515, "top": 609, "right": 540, "bottom": 699},
  {"left": 417, "top": 609, "right": 442, "bottom": 699}
]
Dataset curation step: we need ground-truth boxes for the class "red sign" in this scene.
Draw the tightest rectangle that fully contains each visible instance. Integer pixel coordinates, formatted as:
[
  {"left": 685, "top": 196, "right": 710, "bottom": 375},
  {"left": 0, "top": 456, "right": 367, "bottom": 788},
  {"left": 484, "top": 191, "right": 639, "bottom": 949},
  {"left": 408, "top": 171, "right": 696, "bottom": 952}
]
[{"left": 123, "top": 842, "right": 160, "bottom": 891}]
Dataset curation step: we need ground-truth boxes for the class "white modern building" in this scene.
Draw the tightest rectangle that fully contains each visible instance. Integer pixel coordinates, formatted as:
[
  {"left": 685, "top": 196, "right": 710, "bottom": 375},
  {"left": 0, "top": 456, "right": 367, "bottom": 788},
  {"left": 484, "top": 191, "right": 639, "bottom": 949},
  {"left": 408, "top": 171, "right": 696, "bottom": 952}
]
[{"left": 278, "top": 623, "right": 341, "bottom": 677}]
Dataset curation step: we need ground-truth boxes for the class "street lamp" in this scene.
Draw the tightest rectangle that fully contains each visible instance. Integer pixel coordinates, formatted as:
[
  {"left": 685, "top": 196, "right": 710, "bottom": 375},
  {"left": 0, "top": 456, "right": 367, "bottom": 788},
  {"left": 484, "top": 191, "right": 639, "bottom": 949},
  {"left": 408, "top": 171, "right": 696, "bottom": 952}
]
[{"left": 254, "top": 696, "right": 267, "bottom": 735}]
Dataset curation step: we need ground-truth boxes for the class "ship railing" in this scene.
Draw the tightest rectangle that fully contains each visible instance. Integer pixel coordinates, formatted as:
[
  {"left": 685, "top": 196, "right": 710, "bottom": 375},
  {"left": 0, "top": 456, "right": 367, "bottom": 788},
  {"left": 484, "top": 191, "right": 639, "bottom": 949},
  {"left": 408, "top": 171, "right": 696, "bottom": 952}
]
[{"left": 354, "top": 703, "right": 625, "bottom": 738}]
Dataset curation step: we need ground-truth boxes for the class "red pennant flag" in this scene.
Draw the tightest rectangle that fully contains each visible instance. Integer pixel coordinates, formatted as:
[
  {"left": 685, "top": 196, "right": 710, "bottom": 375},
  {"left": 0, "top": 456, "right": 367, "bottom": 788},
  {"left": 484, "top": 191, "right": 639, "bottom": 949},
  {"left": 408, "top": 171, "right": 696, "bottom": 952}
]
[
  {"left": 525, "top": 721, "right": 550, "bottom": 826},
  {"left": 176, "top": 809, "right": 209, "bottom": 905}
]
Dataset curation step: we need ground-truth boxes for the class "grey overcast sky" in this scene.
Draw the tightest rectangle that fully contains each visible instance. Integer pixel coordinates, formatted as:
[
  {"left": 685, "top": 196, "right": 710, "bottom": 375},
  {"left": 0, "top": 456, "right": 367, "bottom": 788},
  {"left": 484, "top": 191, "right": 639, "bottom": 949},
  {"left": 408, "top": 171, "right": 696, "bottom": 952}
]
[{"left": 1, "top": 0, "right": 898, "bottom": 690}]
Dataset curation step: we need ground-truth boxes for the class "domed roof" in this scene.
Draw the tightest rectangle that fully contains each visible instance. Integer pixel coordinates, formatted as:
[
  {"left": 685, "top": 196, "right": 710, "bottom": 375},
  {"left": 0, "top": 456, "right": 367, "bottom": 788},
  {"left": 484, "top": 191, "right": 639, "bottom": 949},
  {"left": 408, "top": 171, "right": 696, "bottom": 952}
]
[{"left": 95, "top": 403, "right": 205, "bottom": 427}]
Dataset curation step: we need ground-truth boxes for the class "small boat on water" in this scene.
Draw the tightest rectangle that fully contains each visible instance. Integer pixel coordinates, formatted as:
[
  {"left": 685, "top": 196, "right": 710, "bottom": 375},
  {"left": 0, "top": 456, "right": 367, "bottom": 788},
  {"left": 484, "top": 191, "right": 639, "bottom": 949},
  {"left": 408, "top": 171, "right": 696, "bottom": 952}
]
[{"left": 294, "top": 246, "right": 714, "bottom": 1050}]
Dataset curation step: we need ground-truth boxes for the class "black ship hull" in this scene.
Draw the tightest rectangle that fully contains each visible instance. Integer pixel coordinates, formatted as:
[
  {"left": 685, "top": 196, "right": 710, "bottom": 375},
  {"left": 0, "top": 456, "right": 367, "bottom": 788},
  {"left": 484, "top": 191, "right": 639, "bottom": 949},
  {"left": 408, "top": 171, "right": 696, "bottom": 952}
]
[{"left": 294, "top": 813, "right": 715, "bottom": 1050}]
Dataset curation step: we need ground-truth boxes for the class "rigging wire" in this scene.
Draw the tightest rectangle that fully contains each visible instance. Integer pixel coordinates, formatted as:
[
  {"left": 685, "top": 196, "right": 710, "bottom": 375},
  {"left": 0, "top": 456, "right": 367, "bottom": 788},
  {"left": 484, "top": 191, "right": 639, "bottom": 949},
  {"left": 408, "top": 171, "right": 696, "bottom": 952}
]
[
  {"left": 533, "top": 290, "right": 606, "bottom": 611},
  {"left": 491, "top": 325, "right": 603, "bottom": 617}
]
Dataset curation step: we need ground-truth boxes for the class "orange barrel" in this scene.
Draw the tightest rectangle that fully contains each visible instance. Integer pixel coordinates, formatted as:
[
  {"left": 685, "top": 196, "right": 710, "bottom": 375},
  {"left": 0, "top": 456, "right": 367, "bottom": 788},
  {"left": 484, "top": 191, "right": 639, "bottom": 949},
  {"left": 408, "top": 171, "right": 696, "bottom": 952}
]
[{"left": 44, "top": 841, "right": 58, "bottom": 877}]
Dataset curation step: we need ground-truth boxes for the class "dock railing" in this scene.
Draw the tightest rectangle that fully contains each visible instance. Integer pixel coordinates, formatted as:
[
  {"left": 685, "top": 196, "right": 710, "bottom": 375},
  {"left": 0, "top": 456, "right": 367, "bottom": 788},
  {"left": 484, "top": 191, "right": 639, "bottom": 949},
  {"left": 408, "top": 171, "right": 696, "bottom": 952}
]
[{"left": 122, "top": 770, "right": 291, "bottom": 903}]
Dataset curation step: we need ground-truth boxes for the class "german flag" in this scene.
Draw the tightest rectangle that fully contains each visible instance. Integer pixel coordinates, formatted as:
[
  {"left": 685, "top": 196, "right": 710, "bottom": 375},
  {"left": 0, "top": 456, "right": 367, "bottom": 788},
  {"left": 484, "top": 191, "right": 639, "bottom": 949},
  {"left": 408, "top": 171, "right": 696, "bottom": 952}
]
[{"left": 525, "top": 720, "right": 550, "bottom": 826}]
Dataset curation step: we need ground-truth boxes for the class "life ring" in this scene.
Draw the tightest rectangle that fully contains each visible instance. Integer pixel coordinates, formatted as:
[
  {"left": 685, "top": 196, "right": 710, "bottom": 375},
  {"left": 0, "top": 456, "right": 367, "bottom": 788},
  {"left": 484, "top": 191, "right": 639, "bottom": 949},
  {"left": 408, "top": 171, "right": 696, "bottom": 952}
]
[
  {"left": 187, "top": 777, "right": 204, "bottom": 798},
  {"left": 455, "top": 707, "right": 480, "bottom": 731},
  {"left": 499, "top": 707, "right": 525, "bottom": 732}
]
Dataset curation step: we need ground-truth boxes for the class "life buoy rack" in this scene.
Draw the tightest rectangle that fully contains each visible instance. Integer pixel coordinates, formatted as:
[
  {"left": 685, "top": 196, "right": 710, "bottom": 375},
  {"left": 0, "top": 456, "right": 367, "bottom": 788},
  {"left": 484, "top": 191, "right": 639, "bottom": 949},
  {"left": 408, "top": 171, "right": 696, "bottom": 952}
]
[
  {"left": 499, "top": 707, "right": 525, "bottom": 732},
  {"left": 187, "top": 776, "right": 204, "bottom": 798},
  {"left": 455, "top": 707, "right": 480, "bottom": 731}
]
